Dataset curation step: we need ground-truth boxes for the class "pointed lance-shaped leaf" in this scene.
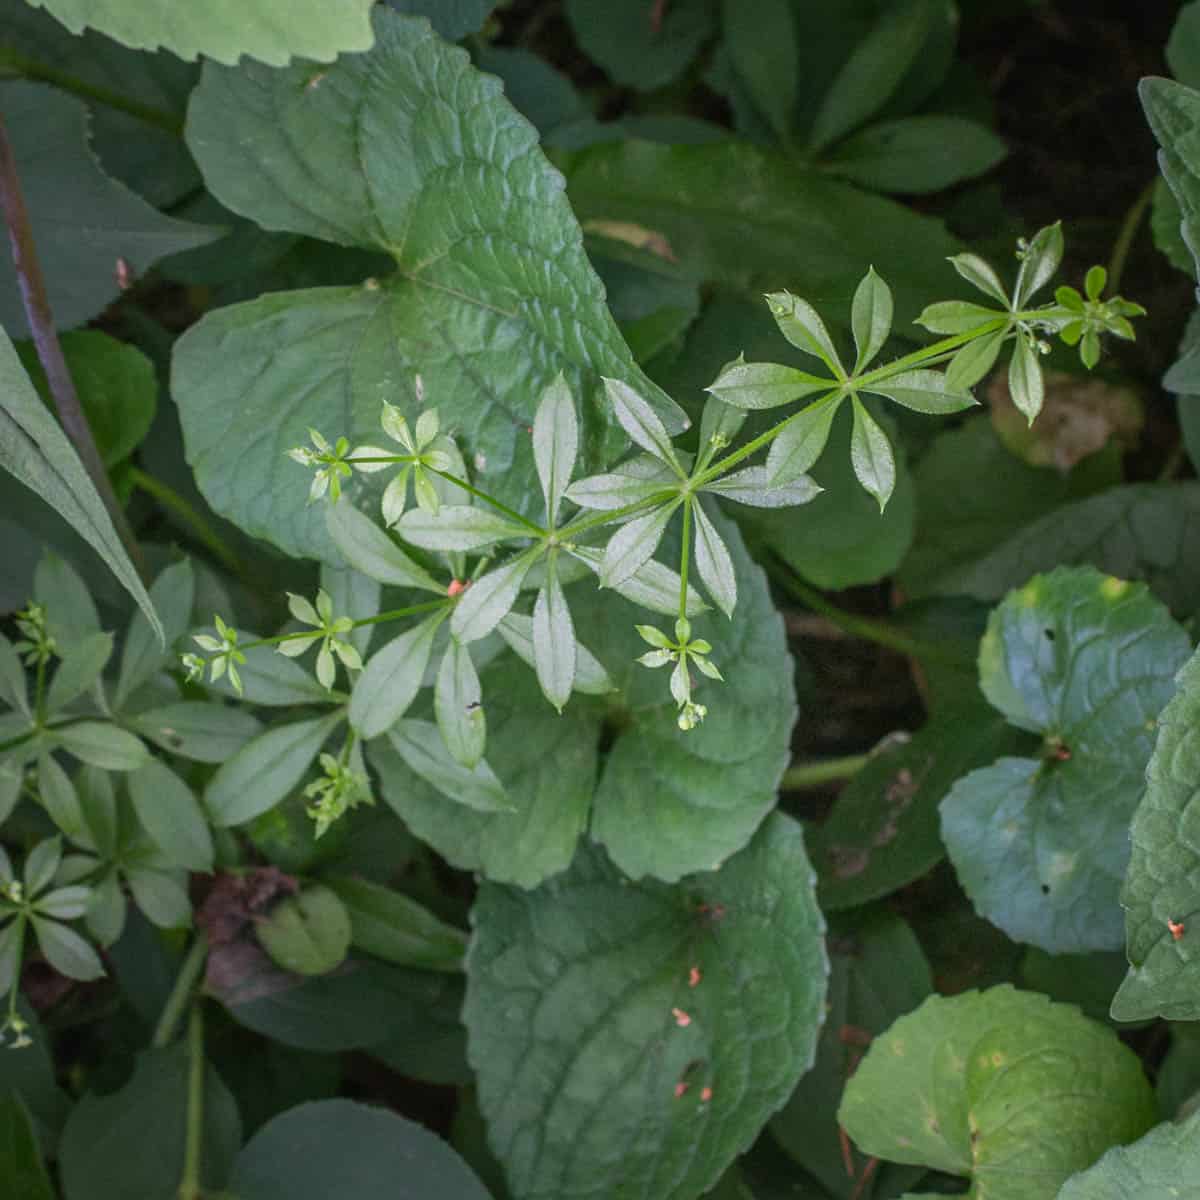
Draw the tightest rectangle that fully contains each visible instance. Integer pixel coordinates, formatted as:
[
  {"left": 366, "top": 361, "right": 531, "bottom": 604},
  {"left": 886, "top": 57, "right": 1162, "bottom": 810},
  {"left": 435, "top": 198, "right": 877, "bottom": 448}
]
[
  {"left": 569, "top": 545, "right": 708, "bottom": 617},
  {"left": 765, "top": 291, "right": 844, "bottom": 375},
  {"left": 692, "top": 500, "right": 737, "bottom": 618},
  {"left": 604, "top": 378, "right": 681, "bottom": 469},
  {"left": 436, "top": 639, "right": 486, "bottom": 769},
  {"left": 325, "top": 499, "right": 442, "bottom": 592},
  {"left": 849, "top": 397, "right": 896, "bottom": 511},
  {"left": 1009, "top": 334, "right": 1045, "bottom": 424},
  {"left": 947, "top": 252, "right": 1010, "bottom": 305},
  {"left": 946, "top": 328, "right": 1006, "bottom": 391},
  {"left": 565, "top": 456, "right": 677, "bottom": 510},
  {"left": 863, "top": 369, "right": 977, "bottom": 416},
  {"left": 348, "top": 612, "right": 445, "bottom": 740},
  {"left": 451, "top": 547, "right": 541, "bottom": 644},
  {"left": 697, "top": 392, "right": 747, "bottom": 450},
  {"left": 388, "top": 720, "right": 513, "bottom": 814},
  {"left": 766, "top": 394, "right": 843, "bottom": 485},
  {"left": 398, "top": 505, "right": 534, "bottom": 553},
  {"left": 851, "top": 267, "right": 893, "bottom": 373},
  {"left": 704, "top": 358, "right": 834, "bottom": 411},
  {"left": 497, "top": 612, "right": 613, "bottom": 696},
  {"left": 599, "top": 502, "right": 679, "bottom": 589},
  {"left": 533, "top": 374, "right": 579, "bottom": 527},
  {"left": 127, "top": 759, "right": 214, "bottom": 874},
  {"left": 533, "top": 561, "right": 577, "bottom": 712},
  {"left": 702, "top": 466, "right": 822, "bottom": 509},
  {"left": 914, "top": 300, "right": 1005, "bottom": 336},
  {"left": 1014, "top": 221, "right": 1064, "bottom": 306}
]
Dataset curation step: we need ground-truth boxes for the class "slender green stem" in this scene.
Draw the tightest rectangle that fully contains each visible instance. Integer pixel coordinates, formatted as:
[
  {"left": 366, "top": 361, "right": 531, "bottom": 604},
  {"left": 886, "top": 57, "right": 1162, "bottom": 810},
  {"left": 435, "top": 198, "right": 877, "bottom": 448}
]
[
  {"left": 678, "top": 498, "right": 693, "bottom": 624},
  {"left": 236, "top": 600, "right": 448, "bottom": 652},
  {"left": 559, "top": 491, "right": 678, "bottom": 540},
  {"left": 780, "top": 754, "right": 870, "bottom": 790},
  {"left": 33, "top": 656, "right": 46, "bottom": 726},
  {"left": 0, "top": 113, "right": 148, "bottom": 583},
  {"left": 127, "top": 467, "right": 244, "bottom": 577},
  {"left": 775, "top": 565, "right": 967, "bottom": 666},
  {"left": 0, "top": 49, "right": 183, "bottom": 134},
  {"left": 177, "top": 1004, "right": 206, "bottom": 1200},
  {"left": 426, "top": 468, "right": 545, "bottom": 534},
  {"left": 152, "top": 934, "right": 208, "bottom": 1050},
  {"left": 1106, "top": 179, "right": 1155, "bottom": 294},
  {"left": 850, "top": 319, "right": 1009, "bottom": 391}
]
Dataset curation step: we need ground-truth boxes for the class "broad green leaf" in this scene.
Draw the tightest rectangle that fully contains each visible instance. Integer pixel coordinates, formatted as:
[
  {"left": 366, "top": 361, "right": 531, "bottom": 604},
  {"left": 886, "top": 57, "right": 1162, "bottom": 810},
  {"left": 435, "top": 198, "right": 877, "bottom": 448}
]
[
  {"left": 435, "top": 640, "right": 486, "bottom": 769},
  {"left": 812, "top": 705, "right": 1031, "bottom": 911},
  {"left": 26, "top": 0, "right": 374, "bottom": 65},
  {"left": 125, "top": 867, "right": 190, "bottom": 930},
  {"left": 1056, "top": 1108, "right": 1200, "bottom": 1198},
  {"left": 44, "top": 633, "right": 112, "bottom": 716},
  {"left": 33, "top": 551, "right": 100, "bottom": 650},
  {"left": 600, "top": 502, "right": 679, "bottom": 588},
  {"left": 36, "top": 754, "right": 84, "bottom": 844},
  {"left": 372, "top": 676, "right": 587, "bottom": 886},
  {"left": 30, "top": 916, "right": 103, "bottom": 980},
  {"left": 824, "top": 116, "right": 1007, "bottom": 195},
  {"left": 384, "top": 0, "right": 495, "bottom": 41},
  {"left": 862, "top": 369, "right": 977, "bottom": 416},
  {"left": 0, "top": 1002, "right": 70, "bottom": 1149},
  {"left": 0, "top": 1094, "right": 55, "bottom": 1200},
  {"left": 808, "top": 0, "right": 936, "bottom": 152},
  {"left": 114, "top": 559, "right": 194, "bottom": 710},
  {"left": 1142, "top": 77, "right": 1200, "bottom": 277},
  {"left": 53, "top": 722, "right": 148, "bottom": 772},
  {"left": 383, "top": 720, "right": 513, "bottom": 816},
  {"left": 0, "top": 84, "right": 215, "bottom": 336},
  {"left": 702, "top": 466, "right": 822, "bottom": 509},
  {"left": 533, "top": 374, "right": 578, "bottom": 527},
  {"left": 765, "top": 395, "right": 843, "bottom": 484},
  {"left": 59, "top": 1044, "right": 242, "bottom": 1200},
  {"left": 839, "top": 986, "right": 1156, "bottom": 1196},
  {"left": 1009, "top": 333, "right": 1045, "bottom": 423},
  {"left": 565, "top": 141, "right": 962, "bottom": 331},
  {"left": 1168, "top": 1, "right": 1200, "bottom": 88},
  {"left": 398, "top": 507, "right": 533, "bottom": 554},
  {"left": 850, "top": 268, "right": 893, "bottom": 373},
  {"left": 770, "top": 911, "right": 931, "bottom": 1199},
  {"left": 918, "top": 482, "right": 1200, "bottom": 617},
  {"left": 704, "top": 360, "right": 834, "bottom": 411},
  {"left": 532, "top": 561, "right": 576, "bottom": 712},
  {"left": 692, "top": 499, "right": 737, "bottom": 618},
  {"left": 325, "top": 499, "right": 443, "bottom": 594},
  {"left": 496, "top": 611, "right": 613, "bottom": 697},
  {"left": 563, "top": 0, "right": 715, "bottom": 90},
  {"left": 466, "top": 812, "right": 826, "bottom": 1200},
  {"left": 177, "top": 10, "right": 683, "bottom": 561},
  {"left": 569, "top": 543, "right": 708, "bottom": 617},
  {"left": 229, "top": 1099, "right": 493, "bottom": 1200},
  {"left": 130, "top": 701, "right": 262, "bottom": 761},
  {"left": 15, "top": 332, "right": 156, "bottom": 468},
  {"left": 205, "top": 712, "right": 343, "bottom": 827},
  {"left": 0, "top": 328, "right": 162, "bottom": 642},
  {"left": 1019, "top": 947, "right": 1131, "bottom": 1026},
  {"left": 1151, "top": 177, "right": 1193, "bottom": 276},
  {"left": 451, "top": 548, "right": 540, "bottom": 645},
  {"left": 849, "top": 395, "right": 895, "bottom": 510},
  {"left": 127, "top": 757, "right": 213, "bottom": 873},
  {"left": 721, "top": 0, "right": 796, "bottom": 139},
  {"left": 942, "top": 568, "right": 1189, "bottom": 954},
  {"left": 324, "top": 875, "right": 467, "bottom": 972},
  {"left": 256, "top": 884, "right": 351, "bottom": 977},
  {"left": 1114, "top": 646, "right": 1200, "bottom": 1020},
  {"left": 349, "top": 613, "right": 444, "bottom": 740}
]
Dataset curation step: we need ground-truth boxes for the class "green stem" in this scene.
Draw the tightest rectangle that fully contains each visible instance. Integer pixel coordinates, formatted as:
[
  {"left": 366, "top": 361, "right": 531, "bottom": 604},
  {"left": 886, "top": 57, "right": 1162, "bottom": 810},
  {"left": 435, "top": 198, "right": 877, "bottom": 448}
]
[
  {"left": 426, "top": 467, "right": 545, "bottom": 535},
  {"left": 33, "top": 656, "right": 46, "bottom": 726},
  {"left": 559, "top": 491, "right": 678, "bottom": 540},
  {"left": 178, "top": 1004, "right": 206, "bottom": 1200},
  {"left": 127, "top": 467, "right": 244, "bottom": 577},
  {"left": 775, "top": 565, "right": 966, "bottom": 666},
  {"left": 152, "top": 934, "right": 208, "bottom": 1050},
  {"left": 1106, "top": 179, "right": 1155, "bottom": 294},
  {"left": 0, "top": 49, "right": 184, "bottom": 135},
  {"left": 780, "top": 754, "right": 870, "bottom": 790},
  {"left": 237, "top": 600, "right": 448, "bottom": 652},
  {"left": 678, "top": 498, "right": 693, "bottom": 624}
]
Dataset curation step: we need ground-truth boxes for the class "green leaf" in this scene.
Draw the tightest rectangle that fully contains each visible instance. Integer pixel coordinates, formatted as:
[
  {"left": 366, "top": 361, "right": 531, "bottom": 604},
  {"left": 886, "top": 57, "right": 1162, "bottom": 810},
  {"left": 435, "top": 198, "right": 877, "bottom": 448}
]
[
  {"left": 0, "top": 633, "right": 28, "bottom": 716},
  {"left": 44, "top": 632, "right": 112, "bottom": 716},
  {"left": 1114, "top": 645, "right": 1200, "bottom": 1021},
  {"left": 563, "top": 0, "right": 715, "bottom": 91},
  {"left": 721, "top": 0, "right": 797, "bottom": 139},
  {"left": 824, "top": 116, "right": 1007, "bottom": 195},
  {"left": 59, "top": 1044, "right": 242, "bottom": 1200},
  {"left": 0, "top": 83, "right": 216, "bottom": 336},
  {"left": 30, "top": 916, "right": 103, "bottom": 980},
  {"left": 206, "top": 633, "right": 333, "bottom": 707},
  {"left": 840, "top": 986, "right": 1155, "bottom": 1196},
  {"left": 383, "top": 720, "right": 513, "bottom": 816},
  {"left": 127, "top": 757, "right": 213, "bottom": 873},
  {"left": 23, "top": 836, "right": 62, "bottom": 896},
  {"left": 15, "top": 332, "right": 157, "bottom": 468},
  {"left": 702, "top": 466, "right": 822, "bottom": 509},
  {"left": 915, "top": 300, "right": 1005, "bottom": 335},
  {"left": 569, "top": 543, "right": 709, "bottom": 617},
  {"left": 435, "top": 640, "right": 486, "bottom": 769},
  {"left": 565, "top": 140, "right": 961, "bottom": 331},
  {"left": 205, "top": 712, "right": 343, "bottom": 827},
  {"left": 324, "top": 875, "right": 467, "bottom": 972},
  {"left": 808, "top": 0, "right": 936, "bottom": 152},
  {"left": 320, "top": 562, "right": 380, "bottom": 658},
  {"left": 812, "top": 705, "right": 1031, "bottom": 911},
  {"left": 764, "top": 395, "right": 843, "bottom": 484},
  {"left": 466, "top": 812, "right": 826, "bottom": 1200},
  {"left": 36, "top": 754, "right": 84, "bottom": 844},
  {"left": 850, "top": 268, "right": 893, "bottom": 373},
  {"left": 533, "top": 374, "right": 578, "bottom": 528},
  {"left": 849, "top": 395, "right": 895, "bottom": 510},
  {"left": 600, "top": 502, "right": 679, "bottom": 588},
  {"left": 692, "top": 499, "right": 737, "bottom": 618},
  {"left": 1009, "top": 334, "right": 1046, "bottom": 423},
  {"left": 349, "top": 613, "right": 444, "bottom": 740},
  {"left": 53, "top": 722, "right": 148, "bottom": 771},
  {"left": 605, "top": 377, "right": 682, "bottom": 469},
  {"left": 325, "top": 499, "right": 442, "bottom": 593},
  {"left": 1144, "top": 75, "right": 1200, "bottom": 278},
  {"left": 532, "top": 562, "right": 576, "bottom": 712},
  {"left": 948, "top": 251, "right": 1010, "bottom": 304},
  {"left": 228, "top": 1099, "right": 493, "bottom": 1199},
  {"left": 398, "top": 507, "right": 532, "bottom": 554},
  {"left": 704, "top": 360, "right": 834, "bottom": 412},
  {"left": 256, "top": 884, "right": 351, "bottom": 977},
  {"left": 33, "top": 551, "right": 101, "bottom": 650},
  {"left": 125, "top": 867, "right": 190, "bottom": 929},
  {"left": 26, "top": 0, "right": 374, "bottom": 65},
  {"left": 1014, "top": 222, "right": 1065, "bottom": 307},
  {"left": 177, "top": 10, "right": 682, "bottom": 561},
  {"left": 384, "top": 0, "right": 495, "bottom": 41},
  {"left": 565, "top": 455, "right": 677, "bottom": 509},
  {"left": 497, "top": 610, "right": 613, "bottom": 697},
  {"left": 114, "top": 559, "right": 194, "bottom": 710},
  {"left": 770, "top": 911, "right": 931, "bottom": 1198},
  {"left": 129, "top": 701, "right": 262, "bottom": 762},
  {"left": 944, "top": 327, "right": 1006, "bottom": 391},
  {"left": 0, "top": 1093, "right": 55, "bottom": 1200},
  {"left": 942, "top": 567, "right": 1189, "bottom": 954},
  {"left": 1056, "top": 1108, "right": 1200, "bottom": 1198},
  {"left": 765, "top": 292, "right": 844, "bottom": 374},
  {"left": 0, "top": 328, "right": 162, "bottom": 643},
  {"left": 862, "top": 369, "right": 977, "bottom": 416},
  {"left": 451, "top": 549, "right": 540, "bottom": 645}
]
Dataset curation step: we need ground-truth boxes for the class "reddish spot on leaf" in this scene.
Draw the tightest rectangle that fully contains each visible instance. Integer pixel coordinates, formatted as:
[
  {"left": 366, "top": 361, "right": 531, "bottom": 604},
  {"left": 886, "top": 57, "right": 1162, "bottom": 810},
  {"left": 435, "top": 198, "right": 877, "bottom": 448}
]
[
  {"left": 671, "top": 1007, "right": 692, "bottom": 1028},
  {"left": 688, "top": 966, "right": 702, "bottom": 988},
  {"left": 1169, "top": 917, "right": 1186, "bottom": 941},
  {"left": 447, "top": 579, "right": 466, "bottom": 597},
  {"left": 674, "top": 1081, "right": 689, "bottom": 1099},
  {"left": 699, "top": 1086, "right": 713, "bottom": 1103}
]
